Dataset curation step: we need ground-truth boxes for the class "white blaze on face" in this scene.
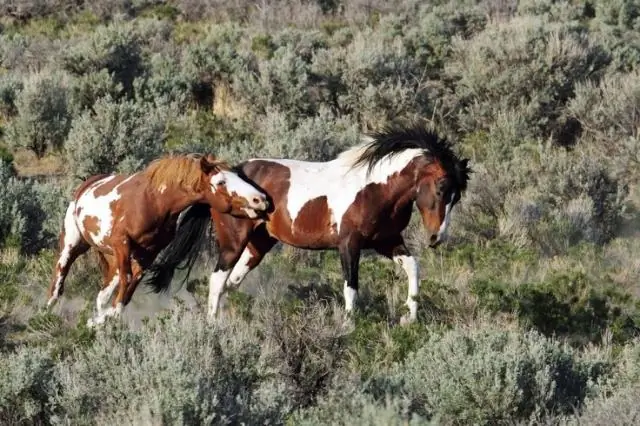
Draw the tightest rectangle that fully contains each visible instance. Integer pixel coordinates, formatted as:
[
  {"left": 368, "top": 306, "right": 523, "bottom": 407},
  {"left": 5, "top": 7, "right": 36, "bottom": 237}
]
[
  {"left": 252, "top": 144, "right": 423, "bottom": 234},
  {"left": 75, "top": 175, "right": 134, "bottom": 247},
  {"left": 209, "top": 170, "right": 265, "bottom": 215},
  {"left": 437, "top": 192, "right": 456, "bottom": 241}
]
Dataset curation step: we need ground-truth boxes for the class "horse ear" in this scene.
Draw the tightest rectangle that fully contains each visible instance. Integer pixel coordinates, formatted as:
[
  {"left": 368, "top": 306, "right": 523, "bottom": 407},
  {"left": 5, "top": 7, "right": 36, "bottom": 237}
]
[
  {"left": 459, "top": 158, "right": 470, "bottom": 173},
  {"left": 200, "top": 156, "right": 218, "bottom": 174}
]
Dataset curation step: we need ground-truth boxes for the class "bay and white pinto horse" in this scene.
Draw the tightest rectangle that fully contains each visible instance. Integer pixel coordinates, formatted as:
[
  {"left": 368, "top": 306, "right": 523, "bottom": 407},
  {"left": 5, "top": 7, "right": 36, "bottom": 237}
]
[
  {"left": 46, "top": 154, "right": 269, "bottom": 327},
  {"left": 147, "top": 124, "right": 471, "bottom": 324}
]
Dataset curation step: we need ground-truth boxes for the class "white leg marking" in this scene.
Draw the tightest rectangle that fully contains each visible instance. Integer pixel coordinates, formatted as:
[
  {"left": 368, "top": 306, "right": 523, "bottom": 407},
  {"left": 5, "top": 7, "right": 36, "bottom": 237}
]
[
  {"left": 227, "top": 248, "right": 254, "bottom": 288},
  {"left": 48, "top": 203, "right": 83, "bottom": 307},
  {"left": 394, "top": 255, "right": 419, "bottom": 323},
  {"left": 344, "top": 281, "right": 357, "bottom": 313},
  {"left": 208, "top": 269, "right": 231, "bottom": 322},
  {"left": 96, "top": 275, "right": 119, "bottom": 315}
]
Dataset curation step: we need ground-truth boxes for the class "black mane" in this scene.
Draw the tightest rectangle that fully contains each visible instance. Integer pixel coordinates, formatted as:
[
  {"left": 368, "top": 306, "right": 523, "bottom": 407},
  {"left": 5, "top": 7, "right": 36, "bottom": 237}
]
[{"left": 352, "top": 123, "right": 471, "bottom": 192}]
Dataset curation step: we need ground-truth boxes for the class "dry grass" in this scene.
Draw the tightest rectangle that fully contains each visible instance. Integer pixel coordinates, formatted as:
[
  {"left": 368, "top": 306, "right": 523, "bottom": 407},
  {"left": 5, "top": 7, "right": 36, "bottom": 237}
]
[{"left": 11, "top": 149, "right": 64, "bottom": 177}]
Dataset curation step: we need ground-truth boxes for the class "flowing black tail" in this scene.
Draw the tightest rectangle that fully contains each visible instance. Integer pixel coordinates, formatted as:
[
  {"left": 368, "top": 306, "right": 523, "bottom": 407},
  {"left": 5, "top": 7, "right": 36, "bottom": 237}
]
[{"left": 141, "top": 203, "right": 215, "bottom": 294}]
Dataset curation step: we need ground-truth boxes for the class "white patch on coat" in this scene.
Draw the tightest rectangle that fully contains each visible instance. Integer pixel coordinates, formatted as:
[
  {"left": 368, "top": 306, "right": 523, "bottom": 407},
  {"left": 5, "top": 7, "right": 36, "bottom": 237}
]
[
  {"left": 75, "top": 175, "right": 134, "bottom": 247},
  {"left": 228, "top": 248, "right": 253, "bottom": 287},
  {"left": 158, "top": 184, "right": 167, "bottom": 194},
  {"left": 437, "top": 192, "right": 456, "bottom": 241},
  {"left": 393, "top": 254, "right": 419, "bottom": 322},
  {"left": 250, "top": 142, "right": 423, "bottom": 234},
  {"left": 207, "top": 269, "right": 231, "bottom": 322}
]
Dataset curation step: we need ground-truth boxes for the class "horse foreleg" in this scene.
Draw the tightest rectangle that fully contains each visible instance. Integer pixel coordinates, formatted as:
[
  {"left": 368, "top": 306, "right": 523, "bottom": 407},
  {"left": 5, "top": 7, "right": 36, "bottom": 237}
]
[
  {"left": 339, "top": 234, "right": 362, "bottom": 316},
  {"left": 227, "top": 226, "right": 276, "bottom": 289},
  {"left": 122, "top": 261, "right": 144, "bottom": 306},
  {"left": 47, "top": 203, "right": 89, "bottom": 307},
  {"left": 373, "top": 236, "right": 419, "bottom": 324},
  {"left": 111, "top": 239, "right": 132, "bottom": 318}
]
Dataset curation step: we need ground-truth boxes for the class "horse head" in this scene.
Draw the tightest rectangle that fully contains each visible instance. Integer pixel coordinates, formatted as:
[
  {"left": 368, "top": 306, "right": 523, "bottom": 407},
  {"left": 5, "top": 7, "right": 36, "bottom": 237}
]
[
  {"left": 199, "top": 154, "right": 269, "bottom": 218},
  {"left": 414, "top": 156, "right": 470, "bottom": 248}
]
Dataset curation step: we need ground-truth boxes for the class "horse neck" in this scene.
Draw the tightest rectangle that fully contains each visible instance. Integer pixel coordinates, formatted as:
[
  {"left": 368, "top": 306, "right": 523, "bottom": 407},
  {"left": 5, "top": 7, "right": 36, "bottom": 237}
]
[{"left": 149, "top": 181, "right": 205, "bottom": 217}]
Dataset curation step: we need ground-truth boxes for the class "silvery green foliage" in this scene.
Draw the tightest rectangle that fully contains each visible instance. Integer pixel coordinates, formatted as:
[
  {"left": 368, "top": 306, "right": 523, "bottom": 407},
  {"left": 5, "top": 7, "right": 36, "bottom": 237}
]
[
  {"left": 51, "top": 310, "right": 287, "bottom": 425},
  {"left": 64, "top": 96, "right": 170, "bottom": 177},
  {"left": 136, "top": 52, "right": 192, "bottom": 106},
  {"left": 67, "top": 69, "right": 124, "bottom": 115},
  {"left": 454, "top": 141, "right": 627, "bottom": 250},
  {"left": 248, "top": 106, "right": 360, "bottom": 161},
  {"left": 0, "top": 346, "right": 55, "bottom": 424},
  {"left": 380, "top": 328, "right": 601, "bottom": 424},
  {"left": 61, "top": 20, "right": 145, "bottom": 98},
  {"left": 0, "top": 162, "right": 65, "bottom": 252},
  {"left": 312, "top": 16, "right": 428, "bottom": 126},
  {"left": 560, "top": 385, "right": 640, "bottom": 426},
  {"left": 5, "top": 71, "right": 71, "bottom": 158},
  {"left": 254, "top": 297, "right": 353, "bottom": 409},
  {"left": 0, "top": 73, "right": 23, "bottom": 116},
  {"left": 292, "top": 378, "right": 430, "bottom": 426},
  {"left": 0, "top": 33, "right": 30, "bottom": 70},
  {"left": 235, "top": 43, "right": 314, "bottom": 116},
  {"left": 182, "top": 22, "right": 249, "bottom": 81},
  {"left": 446, "top": 16, "right": 610, "bottom": 140},
  {"left": 568, "top": 71, "right": 640, "bottom": 175}
]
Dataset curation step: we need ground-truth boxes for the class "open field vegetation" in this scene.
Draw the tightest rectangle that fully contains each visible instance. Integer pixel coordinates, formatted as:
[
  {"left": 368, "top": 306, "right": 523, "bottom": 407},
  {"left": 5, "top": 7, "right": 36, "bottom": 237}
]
[{"left": 1, "top": 0, "right": 640, "bottom": 424}]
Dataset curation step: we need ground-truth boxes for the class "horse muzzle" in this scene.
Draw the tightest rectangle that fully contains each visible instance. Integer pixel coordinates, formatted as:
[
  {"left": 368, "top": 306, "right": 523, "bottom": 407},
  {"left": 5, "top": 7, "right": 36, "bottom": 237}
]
[{"left": 428, "top": 233, "right": 442, "bottom": 249}]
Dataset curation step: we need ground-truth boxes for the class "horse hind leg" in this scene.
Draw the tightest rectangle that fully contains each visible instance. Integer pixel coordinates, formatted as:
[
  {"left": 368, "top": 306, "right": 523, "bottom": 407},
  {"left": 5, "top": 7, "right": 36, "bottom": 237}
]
[
  {"left": 47, "top": 203, "right": 89, "bottom": 308},
  {"left": 87, "top": 254, "right": 119, "bottom": 328},
  {"left": 226, "top": 233, "right": 276, "bottom": 289},
  {"left": 209, "top": 227, "right": 276, "bottom": 322}
]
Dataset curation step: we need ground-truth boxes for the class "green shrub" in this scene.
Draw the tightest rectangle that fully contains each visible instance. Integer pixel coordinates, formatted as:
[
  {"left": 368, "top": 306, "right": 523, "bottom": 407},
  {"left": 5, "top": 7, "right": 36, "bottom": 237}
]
[
  {"left": 61, "top": 20, "right": 145, "bottom": 98},
  {"left": 255, "top": 295, "right": 352, "bottom": 409},
  {"left": 5, "top": 71, "right": 71, "bottom": 158},
  {"left": 472, "top": 271, "right": 639, "bottom": 345},
  {"left": 0, "top": 162, "right": 66, "bottom": 253},
  {"left": 51, "top": 309, "right": 287, "bottom": 424},
  {"left": 64, "top": 96, "right": 170, "bottom": 177},
  {"left": 378, "top": 327, "right": 605, "bottom": 424},
  {"left": 446, "top": 16, "right": 610, "bottom": 142},
  {"left": 0, "top": 347, "right": 55, "bottom": 425}
]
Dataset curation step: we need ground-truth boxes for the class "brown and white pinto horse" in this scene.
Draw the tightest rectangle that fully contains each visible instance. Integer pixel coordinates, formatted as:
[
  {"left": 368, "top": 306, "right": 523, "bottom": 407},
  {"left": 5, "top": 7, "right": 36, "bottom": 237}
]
[
  {"left": 46, "top": 153, "right": 269, "bottom": 327},
  {"left": 147, "top": 124, "right": 471, "bottom": 324}
]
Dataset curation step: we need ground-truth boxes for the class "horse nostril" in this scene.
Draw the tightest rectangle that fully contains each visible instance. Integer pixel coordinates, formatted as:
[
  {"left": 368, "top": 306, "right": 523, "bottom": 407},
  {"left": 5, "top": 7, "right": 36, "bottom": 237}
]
[
  {"left": 430, "top": 234, "right": 438, "bottom": 244},
  {"left": 252, "top": 197, "right": 261, "bottom": 205}
]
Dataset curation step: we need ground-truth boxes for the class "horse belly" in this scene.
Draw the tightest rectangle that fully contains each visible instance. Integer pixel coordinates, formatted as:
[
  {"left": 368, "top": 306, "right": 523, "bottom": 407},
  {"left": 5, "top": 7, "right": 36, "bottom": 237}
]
[{"left": 280, "top": 196, "right": 340, "bottom": 249}]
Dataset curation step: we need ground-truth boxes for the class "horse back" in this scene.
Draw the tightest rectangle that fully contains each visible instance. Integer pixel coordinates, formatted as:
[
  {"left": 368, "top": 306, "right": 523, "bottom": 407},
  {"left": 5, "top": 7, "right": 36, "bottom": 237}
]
[{"left": 72, "top": 174, "right": 112, "bottom": 199}]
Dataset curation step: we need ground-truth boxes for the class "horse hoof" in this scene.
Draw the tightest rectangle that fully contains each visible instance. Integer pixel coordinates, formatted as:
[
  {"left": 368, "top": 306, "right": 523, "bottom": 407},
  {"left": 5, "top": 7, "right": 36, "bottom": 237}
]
[{"left": 399, "top": 314, "right": 416, "bottom": 326}]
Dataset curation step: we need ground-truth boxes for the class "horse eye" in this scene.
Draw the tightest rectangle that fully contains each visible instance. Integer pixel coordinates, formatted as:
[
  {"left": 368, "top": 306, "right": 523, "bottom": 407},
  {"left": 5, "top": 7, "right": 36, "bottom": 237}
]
[{"left": 217, "top": 180, "right": 226, "bottom": 186}]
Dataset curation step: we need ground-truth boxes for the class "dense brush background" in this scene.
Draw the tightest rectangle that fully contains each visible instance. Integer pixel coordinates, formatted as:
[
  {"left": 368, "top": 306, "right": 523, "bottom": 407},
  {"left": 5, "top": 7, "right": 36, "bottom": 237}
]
[{"left": 1, "top": 0, "right": 640, "bottom": 424}]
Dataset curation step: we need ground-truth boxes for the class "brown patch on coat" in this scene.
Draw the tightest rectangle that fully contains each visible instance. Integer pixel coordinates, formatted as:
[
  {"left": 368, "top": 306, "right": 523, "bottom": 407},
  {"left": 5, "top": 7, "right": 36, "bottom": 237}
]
[
  {"left": 73, "top": 173, "right": 111, "bottom": 199},
  {"left": 82, "top": 215, "right": 101, "bottom": 238},
  {"left": 238, "top": 160, "right": 300, "bottom": 245},
  {"left": 291, "top": 196, "right": 337, "bottom": 248},
  {"left": 92, "top": 175, "right": 127, "bottom": 197}
]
